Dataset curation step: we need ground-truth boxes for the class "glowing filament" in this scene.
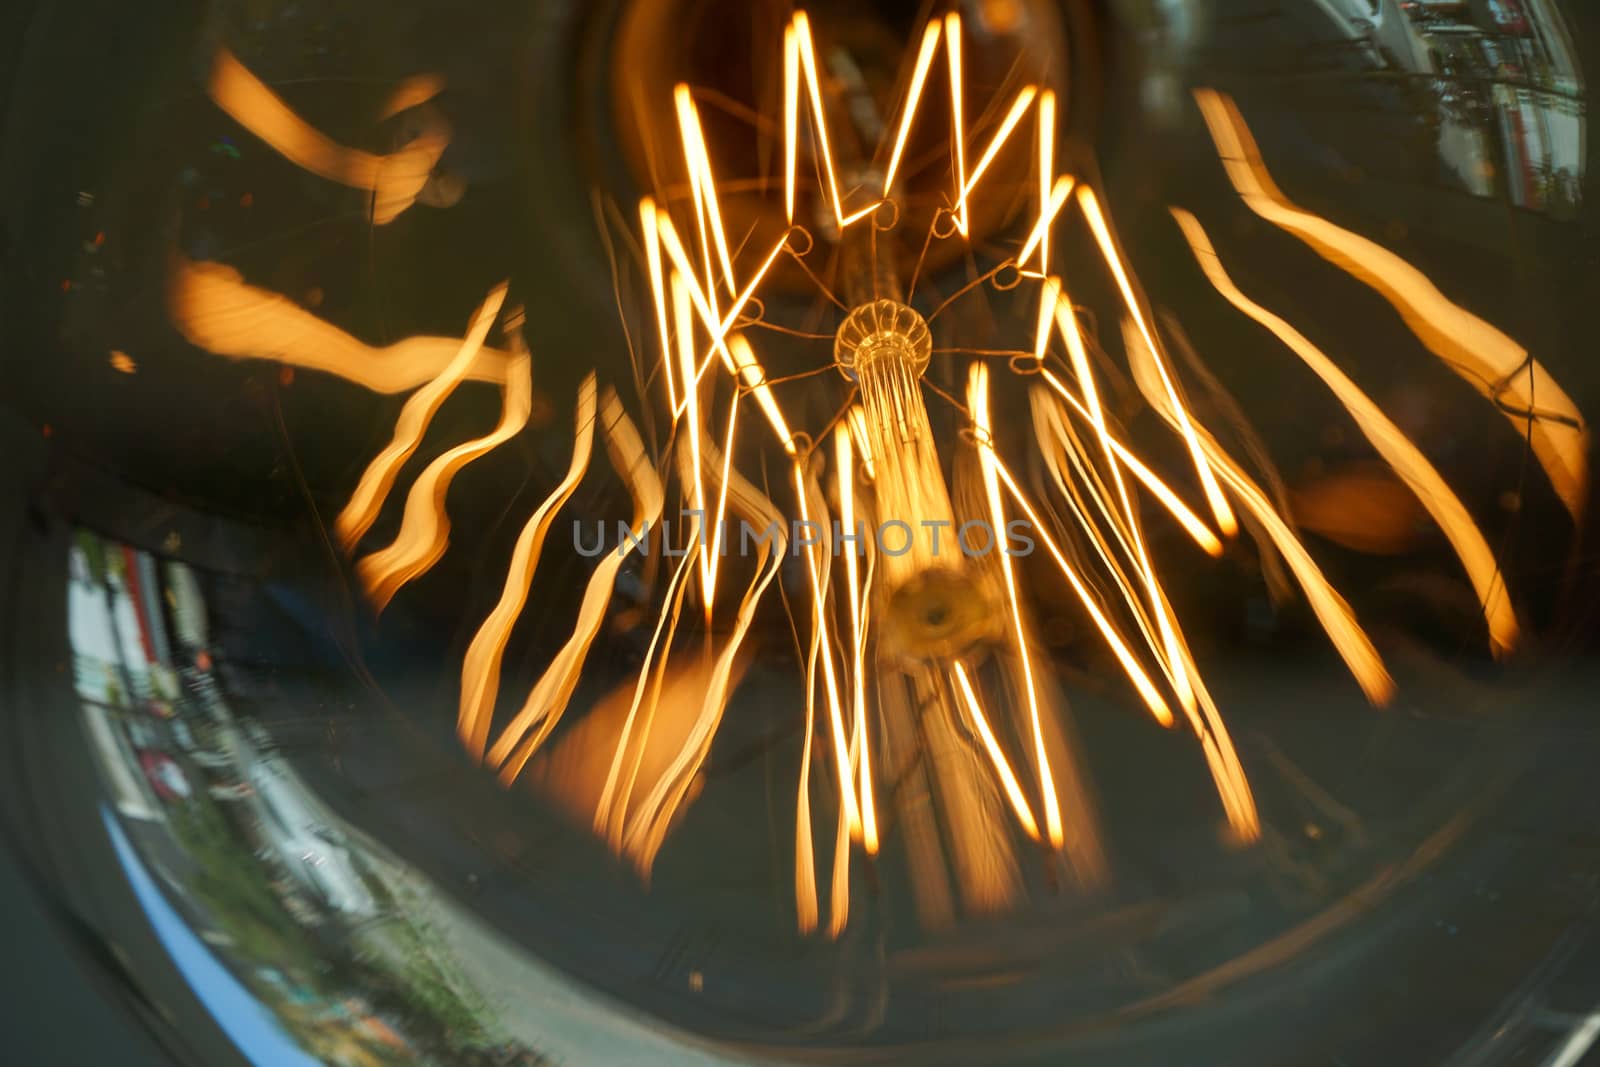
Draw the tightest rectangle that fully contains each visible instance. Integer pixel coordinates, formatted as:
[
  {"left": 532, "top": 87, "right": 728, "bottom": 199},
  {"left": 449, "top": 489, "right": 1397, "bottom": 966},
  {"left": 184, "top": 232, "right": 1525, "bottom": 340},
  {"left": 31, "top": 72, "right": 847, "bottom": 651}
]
[
  {"left": 1078, "top": 185, "right": 1238, "bottom": 538},
  {"left": 207, "top": 47, "right": 446, "bottom": 225},
  {"left": 952, "top": 662, "right": 1040, "bottom": 841},
  {"left": 969, "top": 362, "right": 1063, "bottom": 847},
  {"left": 334, "top": 284, "right": 507, "bottom": 550},
  {"left": 834, "top": 426, "right": 878, "bottom": 855},
  {"left": 1171, "top": 207, "right": 1517, "bottom": 656},
  {"left": 1193, "top": 88, "right": 1587, "bottom": 520},
  {"left": 458, "top": 377, "right": 598, "bottom": 760},
  {"left": 882, "top": 19, "right": 944, "bottom": 195}
]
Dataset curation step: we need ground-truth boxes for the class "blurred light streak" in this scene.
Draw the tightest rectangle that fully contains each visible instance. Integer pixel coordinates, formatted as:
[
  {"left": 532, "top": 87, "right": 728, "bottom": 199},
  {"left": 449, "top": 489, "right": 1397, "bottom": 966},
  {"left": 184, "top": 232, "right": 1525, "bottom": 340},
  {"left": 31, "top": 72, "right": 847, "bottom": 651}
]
[
  {"left": 1036, "top": 369, "right": 1223, "bottom": 556},
  {"left": 846, "top": 404, "right": 875, "bottom": 480},
  {"left": 1545, "top": 1013, "right": 1600, "bottom": 1067},
  {"left": 705, "top": 392, "right": 742, "bottom": 616},
  {"left": 624, "top": 449, "right": 788, "bottom": 873},
  {"left": 1052, "top": 288, "right": 1201, "bottom": 717},
  {"left": 673, "top": 83, "right": 739, "bottom": 295},
  {"left": 794, "top": 568, "right": 823, "bottom": 933},
  {"left": 968, "top": 362, "right": 1063, "bottom": 847},
  {"left": 356, "top": 346, "right": 533, "bottom": 612},
  {"left": 334, "top": 284, "right": 507, "bottom": 550},
  {"left": 1029, "top": 387, "right": 1259, "bottom": 834},
  {"left": 1017, "top": 174, "right": 1074, "bottom": 273},
  {"left": 951, "top": 662, "right": 1040, "bottom": 841},
  {"left": 1079, "top": 185, "right": 1238, "bottom": 537},
  {"left": 638, "top": 199, "right": 679, "bottom": 411},
  {"left": 1029, "top": 387, "right": 1184, "bottom": 718},
  {"left": 170, "top": 260, "right": 514, "bottom": 393},
  {"left": 1123, "top": 318, "right": 1394, "bottom": 706},
  {"left": 672, "top": 270, "right": 713, "bottom": 610},
  {"left": 1193, "top": 87, "right": 1587, "bottom": 520},
  {"left": 835, "top": 426, "right": 879, "bottom": 855},
  {"left": 594, "top": 532, "right": 698, "bottom": 852},
  {"left": 1033, "top": 274, "right": 1061, "bottom": 363},
  {"left": 793, "top": 463, "right": 860, "bottom": 841},
  {"left": 489, "top": 392, "right": 665, "bottom": 781},
  {"left": 1172, "top": 207, "right": 1518, "bottom": 657},
  {"left": 881, "top": 19, "right": 944, "bottom": 195},
  {"left": 985, "top": 450, "right": 1172, "bottom": 723},
  {"left": 207, "top": 47, "right": 445, "bottom": 224},
  {"left": 377, "top": 72, "right": 445, "bottom": 120},
  {"left": 534, "top": 647, "right": 722, "bottom": 871},
  {"left": 728, "top": 333, "right": 798, "bottom": 455},
  {"left": 457, "top": 377, "right": 599, "bottom": 761}
]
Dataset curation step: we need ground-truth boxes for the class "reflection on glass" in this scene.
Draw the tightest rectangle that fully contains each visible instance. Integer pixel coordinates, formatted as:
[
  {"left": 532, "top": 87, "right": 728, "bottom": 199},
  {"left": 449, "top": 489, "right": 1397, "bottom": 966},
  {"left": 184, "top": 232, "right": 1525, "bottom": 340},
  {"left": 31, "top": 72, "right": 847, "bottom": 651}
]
[{"left": 69, "top": 531, "right": 560, "bottom": 1065}]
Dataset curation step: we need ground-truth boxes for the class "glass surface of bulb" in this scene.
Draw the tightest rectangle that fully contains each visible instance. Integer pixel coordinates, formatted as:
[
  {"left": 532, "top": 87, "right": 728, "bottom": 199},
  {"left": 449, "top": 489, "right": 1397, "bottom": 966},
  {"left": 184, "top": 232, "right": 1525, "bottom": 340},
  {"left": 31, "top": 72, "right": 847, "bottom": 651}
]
[{"left": 2, "top": 1, "right": 1598, "bottom": 1065}]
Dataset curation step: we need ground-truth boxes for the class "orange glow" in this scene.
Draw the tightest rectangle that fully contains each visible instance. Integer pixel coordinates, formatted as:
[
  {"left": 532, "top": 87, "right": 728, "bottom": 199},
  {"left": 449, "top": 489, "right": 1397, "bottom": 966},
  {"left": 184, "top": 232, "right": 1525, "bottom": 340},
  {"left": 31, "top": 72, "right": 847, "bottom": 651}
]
[
  {"left": 1172, "top": 208, "right": 1518, "bottom": 657},
  {"left": 1031, "top": 388, "right": 1259, "bottom": 836},
  {"left": 782, "top": 20, "right": 800, "bottom": 224},
  {"left": 594, "top": 538, "right": 697, "bottom": 851},
  {"left": 786, "top": 12, "right": 851, "bottom": 230},
  {"left": 152, "top": 4, "right": 1560, "bottom": 941},
  {"left": 532, "top": 649, "right": 734, "bottom": 873},
  {"left": 1193, "top": 87, "right": 1587, "bottom": 520},
  {"left": 704, "top": 392, "right": 742, "bottom": 616},
  {"left": 986, "top": 451, "right": 1173, "bottom": 725},
  {"left": 846, "top": 404, "right": 875, "bottom": 481},
  {"left": 794, "top": 552, "right": 823, "bottom": 933},
  {"left": 334, "top": 284, "right": 507, "bottom": 551},
  {"left": 1033, "top": 274, "right": 1061, "bottom": 363},
  {"left": 650, "top": 211, "right": 788, "bottom": 409},
  {"left": 623, "top": 443, "right": 788, "bottom": 873},
  {"left": 1028, "top": 388, "right": 1186, "bottom": 721},
  {"left": 207, "top": 47, "right": 446, "bottom": 225},
  {"left": 672, "top": 271, "right": 713, "bottom": 611}
]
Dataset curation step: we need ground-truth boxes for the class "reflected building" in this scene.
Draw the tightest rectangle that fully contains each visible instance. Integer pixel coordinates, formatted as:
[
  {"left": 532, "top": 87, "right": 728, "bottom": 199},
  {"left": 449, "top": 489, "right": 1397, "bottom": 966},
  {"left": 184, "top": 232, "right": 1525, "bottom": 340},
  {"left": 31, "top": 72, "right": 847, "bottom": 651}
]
[{"left": 1396, "top": 0, "right": 1585, "bottom": 211}]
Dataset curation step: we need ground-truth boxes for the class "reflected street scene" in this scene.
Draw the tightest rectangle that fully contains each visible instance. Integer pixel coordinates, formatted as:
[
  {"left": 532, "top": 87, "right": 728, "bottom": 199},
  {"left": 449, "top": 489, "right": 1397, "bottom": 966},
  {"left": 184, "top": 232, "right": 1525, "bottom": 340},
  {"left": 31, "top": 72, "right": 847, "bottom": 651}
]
[{"left": 68, "top": 530, "right": 557, "bottom": 1066}]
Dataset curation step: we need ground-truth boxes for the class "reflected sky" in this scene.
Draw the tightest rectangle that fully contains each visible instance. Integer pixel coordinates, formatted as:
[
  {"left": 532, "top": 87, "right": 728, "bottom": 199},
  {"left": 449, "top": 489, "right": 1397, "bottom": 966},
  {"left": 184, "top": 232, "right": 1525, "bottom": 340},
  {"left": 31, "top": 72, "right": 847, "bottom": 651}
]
[{"left": 101, "top": 807, "right": 323, "bottom": 1067}]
